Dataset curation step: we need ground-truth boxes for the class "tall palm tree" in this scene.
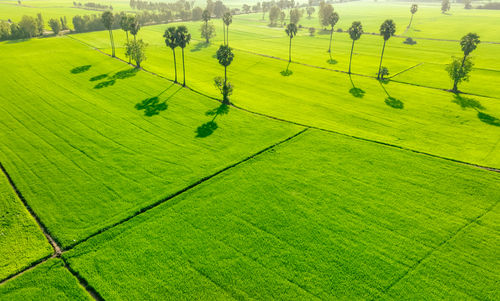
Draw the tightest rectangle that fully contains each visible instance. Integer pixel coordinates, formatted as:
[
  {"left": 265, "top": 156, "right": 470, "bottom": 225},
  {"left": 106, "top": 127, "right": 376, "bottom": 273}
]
[
  {"left": 223, "top": 12, "right": 232, "bottom": 46},
  {"left": 216, "top": 45, "right": 234, "bottom": 104},
  {"left": 452, "top": 32, "right": 480, "bottom": 91},
  {"left": 120, "top": 15, "right": 133, "bottom": 63},
  {"left": 285, "top": 23, "right": 298, "bottom": 63},
  {"left": 102, "top": 11, "right": 115, "bottom": 57},
  {"left": 348, "top": 21, "right": 363, "bottom": 74},
  {"left": 377, "top": 19, "right": 396, "bottom": 79},
  {"left": 129, "top": 16, "right": 140, "bottom": 41},
  {"left": 408, "top": 4, "right": 418, "bottom": 29},
  {"left": 163, "top": 26, "right": 178, "bottom": 83},
  {"left": 327, "top": 11, "right": 339, "bottom": 59},
  {"left": 202, "top": 9, "right": 211, "bottom": 43},
  {"left": 176, "top": 26, "right": 191, "bottom": 87}
]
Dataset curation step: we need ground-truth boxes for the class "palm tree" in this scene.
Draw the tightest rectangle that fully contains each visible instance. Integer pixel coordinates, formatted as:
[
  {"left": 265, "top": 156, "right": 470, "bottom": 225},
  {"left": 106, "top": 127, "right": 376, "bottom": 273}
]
[
  {"left": 129, "top": 16, "right": 140, "bottom": 41},
  {"left": 163, "top": 26, "right": 178, "bottom": 83},
  {"left": 285, "top": 23, "right": 298, "bottom": 63},
  {"left": 176, "top": 26, "right": 191, "bottom": 87},
  {"left": 223, "top": 12, "right": 232, "bottom": 46},
  {"left": 120, "top": 15, "right": 134, "bottom": 63},
  {"left": 216, "top": 45, "right": 234, "bottom": 104},
  {"left": 202, "top": 9, "right": 211, "bottom": 43},
  {"left": 452, "top": 32, "right": 480, "bottom": 92},
  {"left": 348, "top": 21, "right": 363, "bottom": 74},
  {"left": 327, "top": 11, "right": 339, "bottom": 59},
  {"left": 102, "top": 11, "right": 115, "bottom": 57},
  {"left": 408, "top": 4, "right": 418, "bottom": 29},
  {"left": 377, "top": 19, "right": 396, "bottom": 79}
]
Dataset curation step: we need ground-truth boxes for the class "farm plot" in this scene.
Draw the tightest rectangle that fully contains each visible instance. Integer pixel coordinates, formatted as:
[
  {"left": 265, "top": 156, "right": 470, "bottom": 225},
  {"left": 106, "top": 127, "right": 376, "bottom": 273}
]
[
  {"left": 0, "top": 36, "right": 301, "bottom": 247},
  {"left": 62, "top": 129, "right": 500, "bottom": 300}
]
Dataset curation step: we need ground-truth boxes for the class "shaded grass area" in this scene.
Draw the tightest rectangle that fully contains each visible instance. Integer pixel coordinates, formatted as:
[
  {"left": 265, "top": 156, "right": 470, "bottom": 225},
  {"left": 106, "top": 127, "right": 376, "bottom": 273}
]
[
  {"left": 63, "top": 129, "right": 500, "bottom": 300},
  {"left": 0, "top": 37, "right": 300, "bottom": 247},
  {"left": 0, "top": 167, "right": 53, "bottom": 280},
  {"left": 0, "top": 259, "right": 92, "bottom": 300}
]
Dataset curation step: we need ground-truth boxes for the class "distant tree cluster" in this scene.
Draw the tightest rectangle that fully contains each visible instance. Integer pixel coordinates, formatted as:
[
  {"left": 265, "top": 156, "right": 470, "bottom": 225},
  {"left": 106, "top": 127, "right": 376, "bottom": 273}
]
[
  {"left": 0, "top": 13, "right": 47, "bottom": 40},
  {"left": 476, "top": 2, "right": 500, "bottom": 10}
]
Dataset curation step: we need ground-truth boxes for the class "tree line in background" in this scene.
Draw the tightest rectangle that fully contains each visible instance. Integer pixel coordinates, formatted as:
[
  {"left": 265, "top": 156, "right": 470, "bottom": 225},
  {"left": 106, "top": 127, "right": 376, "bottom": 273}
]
[
  {"left": 0, "top": 13, "right": 69, "bottom": 40},
  {"left": 73, "top": 2, "right": 113, "bottom": 11}
]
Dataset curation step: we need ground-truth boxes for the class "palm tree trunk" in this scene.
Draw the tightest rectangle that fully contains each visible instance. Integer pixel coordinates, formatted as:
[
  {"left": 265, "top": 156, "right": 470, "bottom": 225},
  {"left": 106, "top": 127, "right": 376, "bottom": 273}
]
[
  {"left": 109, "top": 29, "right": 115, "bottom": 57},
  {"left": 377, "top": 39, "right": 386, "bottom": 79},
  {"left": 126, "top": 31, "right": 130, "bottom": 63},
  {"left": 408, "top": 14, "right": 414, "bottom": 28},
  {"left": 172, "top": 49, "right": 177, "bottom": 83},
  {"left": 226, "top": 26, "right": 229, "bottom": 47},
  {"left": 288, "top": 37, "right": 292, "bottom": 63},
  {"left": 182, "top": 47, "right": 186, "bottom": 87},
  {"left": 328, "top": 25, "right": 333, "bottom": 55},
  {"left": 349, "top": 40, "right": 355, "bottom": 74},
  {"left": 223, "top": 66, "right": 228, "bottom": 104},
  {"left": 205, "top": 21, "right": 209, "bottom": 43},
  {"left": 223, "top": 23, "right": 226, "bottom": 45}
]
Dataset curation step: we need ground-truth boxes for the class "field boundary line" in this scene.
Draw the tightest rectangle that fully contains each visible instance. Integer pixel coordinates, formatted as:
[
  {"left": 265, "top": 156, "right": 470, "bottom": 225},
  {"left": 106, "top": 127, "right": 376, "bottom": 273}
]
[
  {"left": 63, "top": 128, "right": 308, "bottom": 251},
  {"left": 0, "top": 162, "right": 62, "bottom": 255},
  {"left": 374, "top": 200, "right": 499, "bottom": 300},
  {"left": 66, "top": 35, "right": 500, "bottom": 173},
  {"left": 388, "top": 63, "right": 424, "bottom": 79},
  {"left": 61, "top": 257, "right": 104, "bottom": 300}
]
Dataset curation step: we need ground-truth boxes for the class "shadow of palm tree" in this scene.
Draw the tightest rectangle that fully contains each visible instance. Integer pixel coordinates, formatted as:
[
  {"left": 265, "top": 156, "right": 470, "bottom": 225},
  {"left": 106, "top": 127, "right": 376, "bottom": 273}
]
[
  {"left": 196, "top": 104, "right": 230, "bottom": 138},
  {"left": 111, "top": 68, "right": 139, "bottom": 80},
  {"left": 478, "top": 112, "right": 500, "bottom": 127},
  {"left": 71, "top": 65, "right": 91, "bottom": 74},
  {"left": 452, "top": 94, "right": 485, "bottom": 110},
  {"left": 281, "top": 62, "right": 293, "bottom": 76},
  {"left": 94, "top": 79, "right": 115, "bottom": 89},
  {"left": 190, "top": 42, "right": 210, "bottom": 52},
  {"left": 349, "top": 75, "right": 365, "bottom": 98},
  {"left": 135, "top": 84, "right": 178, "bottom": 116},
  {"left": 379, "top": 81, "right": 404, "bottom": 109},
  {"left": 327, "top": 59, "right": 338, "bottom": 64},
  {"left": 90, "top": 74, "right": 108, "bottom": 81}
]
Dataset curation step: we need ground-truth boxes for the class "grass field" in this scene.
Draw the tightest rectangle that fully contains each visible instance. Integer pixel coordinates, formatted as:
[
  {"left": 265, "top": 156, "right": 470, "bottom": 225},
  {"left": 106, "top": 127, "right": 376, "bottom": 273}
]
[
  {"left": 63, "top": 129, "right": 500, "bottom": 300},
  {"left": 0, "top": 259, "right": 92, "bottom": 300},
  {"left": 1, "top": 1, "right": 499, "bottom": 299},
  {"left": 0, "top": 168, "right": 52, "bottom": 280}
]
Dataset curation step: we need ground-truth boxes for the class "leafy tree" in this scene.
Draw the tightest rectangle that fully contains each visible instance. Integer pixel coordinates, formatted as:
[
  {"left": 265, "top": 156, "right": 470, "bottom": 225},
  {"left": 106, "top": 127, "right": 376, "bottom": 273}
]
[
  {"left": 279, "top": 11, "right": 286, "bottom": 27},
  {"left": 309, "top": 27, "right": 315, "bottom": 36},
  {"left": 408, "top": 4, "right": 418, "bottom": 29},
  {"left": 213, "top": 0, "right": 226, "bottom": 18},
  {"left": 19, "top": 15, "right": 37, "bottom": 38},
  {"left": 129, "top": 16, "right": 140, "bottom": 41},
  {"left": 289, "top": 8, "right": 301, "bottom": 25},
  {"left": 441, "top": 0, "right": 450, "bottom": 14},
  {"left": 347, "top": 21, "right": 363, "bottom": 74},
  {"left": 49, "top": 18, "right": 61, "bottom": 35},
  {"left": 319, "top": 2, "right": 333, "bottom": 29},
  {"left": 464, "top": 0, "right": 472, "bottom": 9},
  {"left": 379, "top": 67, "right": 389, "bottom": 80},
  {"left": 176, "top": 25, "right": 191, "bottom": 87},
  {"left": 269, "top": 5, "right": 280, "bottom": 26},
  {"left": 262, "top": 2, "right": 270, "bottom": 20},
  {"left": 223, "top": 12, "right": 232, "bottom": 46},
  {"left": 215, "top": 45, "right": 234, "bottom": 104},
  {"left": 242, "top": 4, "right": 251, "bottom": 14},
  {"left": 36, "top": 13, "right": 44, "bottom": 36},
  {"left": 192, "top": 7, "right": 203, "bottom": 20},
  {"left": 448, "top": 33, "right": 480, "bottom": 92},
  {"left": 125, "top": 39, "right": 147, "bottom": 68},
  {"left": 377, "top": 19, "right": 396, "bottom": 79},
  {"left": 0, "top": 21, "right": 11, "bottom": 40},
  {"left": 201, "top": 22, "right": 216, "bottom": 44},
  {"left": 101, "top": 11, "right": 115, "bottom": 57},
  {"left": 327, "top": 11, "right": 339, "bottom": 58},
  {"left": 206, "top": 0, "right": 214, "bottom": 15},
  {"left": 285, "top": 22, "right": 298, "bottom": 63},
  {"left": 306, "top": 6, "right": 315, "bottom": 19},
  {"left": 163, "top": 26, "right": 179, "bottom": 83}
]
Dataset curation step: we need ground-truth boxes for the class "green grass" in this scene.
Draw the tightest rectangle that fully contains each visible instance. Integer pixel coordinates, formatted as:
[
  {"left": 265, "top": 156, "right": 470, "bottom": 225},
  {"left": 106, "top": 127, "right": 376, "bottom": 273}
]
[
  {"left": 63, "top": 129, "right": 500, "bottom": 300},
  {"left": 72, "top": 17, "right": 500, "bottom": 168},
  {"left": 0, "top": 168, "right": 52, "bottom": 280},
  {"left": 0, "top": 259, "right": 92, "bottom": 300},
  {"left": 0, "top": 36, "right": 300, "bottom": 247}
]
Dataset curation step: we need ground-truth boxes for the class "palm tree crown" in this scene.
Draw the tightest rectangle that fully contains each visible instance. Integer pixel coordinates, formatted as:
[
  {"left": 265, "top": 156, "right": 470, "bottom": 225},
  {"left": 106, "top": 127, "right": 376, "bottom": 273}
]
[
  {"left": 380, "top": 19, "right": 396, "bottom": 41},
  {"left": 216, "top": 45, "right": 234, "bottom": 67},
  {"left": 327, "top": 11, "right": 339, "bottom": 28},
  {"left": 460, "top": 33, "right": 480, "bottom": 56},
  {"left": 411, "top": 4, "right": 418, "bottom": 14},
  {"left": 102, "top": 11, "right": 114, "bottom": 29},
  {"left": 348, "top": 21, "right": 363, "bottom": 41},
  {"left": 176, "top": 25, "right": 191, "bottom": 48},
  {"left": 285, "top": 23, "right": 298, "bottom": 38},
  {"left": 163, "top": 26, "right": 177, "bottom": 49},
  {"left": 223, "top": 12, "right": 232, "bottom": 26}
]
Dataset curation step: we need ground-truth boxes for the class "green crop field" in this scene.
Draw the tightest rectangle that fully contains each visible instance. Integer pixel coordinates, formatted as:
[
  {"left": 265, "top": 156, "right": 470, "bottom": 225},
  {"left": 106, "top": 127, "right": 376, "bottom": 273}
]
[{"left": 1, "top": 0, "right": 499, "bottom": 300}]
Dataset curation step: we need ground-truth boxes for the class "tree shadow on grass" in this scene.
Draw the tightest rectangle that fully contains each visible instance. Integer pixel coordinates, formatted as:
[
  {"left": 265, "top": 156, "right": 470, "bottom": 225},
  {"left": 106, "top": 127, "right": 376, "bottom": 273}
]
[
  {"left": 281, "top": 62, "right": 293, "bottom": 76},
  {"left": 349, "top": 75, "right": 365, "bottom": 98},
  {"left": 94, "top": 79, "right": 116, "bottom": 89},
  {"left": 327, "top": 58, "right": 337, "bottom": 65},
  {"left": 71, "top": 65, "right": 91, "bottom": 74},
  {"left": 135, "top": 84, "right": 178, "bottom": 116},
  {"left": 196, "top": 104, "right": 230, "bottom": 138},
  {"left": 111, "top": 68, "right": 139, "bottom": 80},
  {"left": 190, "top": 42, "right": 210, "bottom": 52},
  {"left": 452, "top": 94, "right": 485, "bottom": 110},
  {"left": 90, "top": 74, "right": 108, "bottom": 81},
  {"left": 379, "top": 81, "right": 404, "bottom": 109},
  {"left": 478, "top": 112, "right": 500, "bottom": 127}
]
